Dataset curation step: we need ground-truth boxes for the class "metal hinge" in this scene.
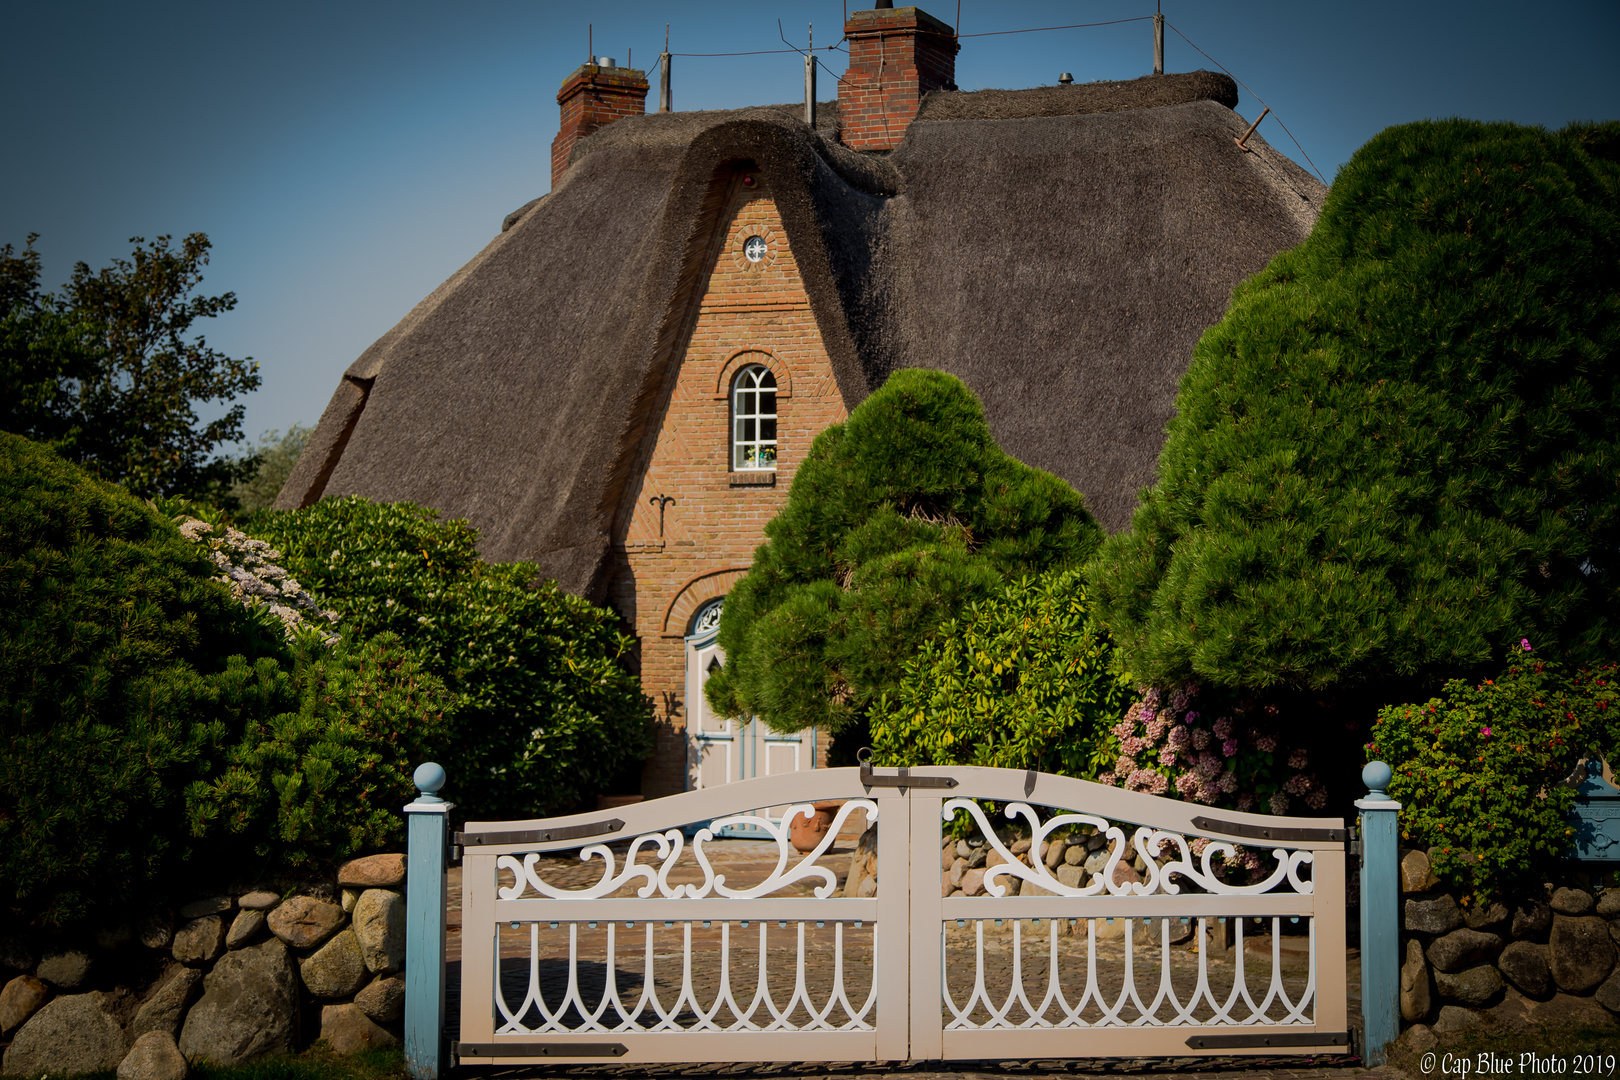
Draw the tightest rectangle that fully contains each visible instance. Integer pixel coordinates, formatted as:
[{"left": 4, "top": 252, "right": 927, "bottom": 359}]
[
  {"left": 1190, "top": 815, "right": 1346, "bottom": 843},
  {"left": 1185, "top": 1030, "right": 1349, "bottom": 1050},
  {"left": 454, "top": 1040, "right": 628, "bottom": 1059},
  {"left": 455, "top": 818, "right": 625, "bottom": 848},
  {"left": 857, "top": 750, "right": 958, "bottom": 790}
]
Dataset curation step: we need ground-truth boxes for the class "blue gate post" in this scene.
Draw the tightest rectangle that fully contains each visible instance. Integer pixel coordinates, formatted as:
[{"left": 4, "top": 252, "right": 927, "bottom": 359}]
[
  {"left": 404, "top": 763, "right": 452, "bottom": 1079},
  {"left": 1357, "top": 760, "right": 1401, "bottom": 1066}
]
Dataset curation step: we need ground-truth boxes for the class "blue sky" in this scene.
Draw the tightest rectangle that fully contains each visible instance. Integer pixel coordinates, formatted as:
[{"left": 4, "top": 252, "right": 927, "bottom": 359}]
[{"left": 4, "top": 1, "right": 1617, "bottom": 447}]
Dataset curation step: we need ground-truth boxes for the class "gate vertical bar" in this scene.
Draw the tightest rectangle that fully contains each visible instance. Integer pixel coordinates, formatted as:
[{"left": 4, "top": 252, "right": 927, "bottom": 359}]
[
  {"left": 909, "top": 793, "right": 945, "bottom": 1062},
  {"left": 1313, "top": 844, "right": 1349, "bottom": 1037},
  {"left": 460, "top": 853, "right": 499, "bottom": 1047},
  {"left": 404, "top": 763, "right": 452, "bottom": 1080},
  {"left": 1357, "top": 761, "right": 1401, "bottom": 1066},
  {"left": 874, "top": 786, "right": 912, "bottom": 1062}
]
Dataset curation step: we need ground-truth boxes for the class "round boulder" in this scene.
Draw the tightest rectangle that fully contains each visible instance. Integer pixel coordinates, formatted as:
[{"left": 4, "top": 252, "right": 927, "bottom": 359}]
[
  {"left": 1406, "top": 894, "right": 1464, "bottom": 935},
  {"left": 266, "top": 895, "right": 345, "bottom": 950},
  {"left": 3, "top": 991, "right": 126, "bottom": 1076},
  {"left": 337, "top": 853, "right": 406, "bottom": 889},
  {"left": 36, "top": 948, "right": 93, "bottom": 990},
  {"left": 352, "top": 889, "right": 406, "bottom": 975},
  {"left": 178, "top": 937, "right": 299, "bottom": 1065},
  {"left": 1550, "top": 914, "right": 1617, "bottom": 994},
  {"left": 171, "top": 916, "right": 226, "bottom": 967},
  {"left": 1427, "top": 928, "right": 1504, "bottom": 973},
  {"left": 1499, "top": 940, "right": 1553, "bottom": 998},
  {"left": 118, "top": 1030, "right": 188, "bottom": 1080},
  {"left": 300, "top": 930, "right": 367, "bottom": 999},
  {"left": 1552, "top": 887, "right": 1597, "bottom": 916}
]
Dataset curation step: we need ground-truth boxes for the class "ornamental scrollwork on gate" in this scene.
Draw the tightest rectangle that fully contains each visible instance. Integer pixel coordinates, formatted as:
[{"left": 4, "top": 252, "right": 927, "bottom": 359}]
[
  {"left": 944, "top": 798, "right": 1315, "bottom": 898},
  {"left": 497, "top": 799, "right": 879, "bottom": 901}
]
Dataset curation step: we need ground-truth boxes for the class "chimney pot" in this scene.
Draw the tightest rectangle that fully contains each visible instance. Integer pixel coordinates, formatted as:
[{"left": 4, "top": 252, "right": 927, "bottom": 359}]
[
  {"left": 1058, "top": 72, "right": 1074, "bottom": 85},
  {"left": 597, "top": 57, "right": 617, "bottom": 68}
]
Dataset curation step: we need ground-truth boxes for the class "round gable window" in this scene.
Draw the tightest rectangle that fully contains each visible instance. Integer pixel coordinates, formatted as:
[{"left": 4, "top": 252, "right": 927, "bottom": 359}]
[{"left": 743, "top": 236, "right": 767, "bottom": 263}]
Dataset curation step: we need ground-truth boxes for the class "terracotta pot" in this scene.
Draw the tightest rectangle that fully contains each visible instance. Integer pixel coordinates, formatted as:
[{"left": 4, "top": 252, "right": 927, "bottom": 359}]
[{"left": 789, "top": 800, "right": 844, "bottom": 852}]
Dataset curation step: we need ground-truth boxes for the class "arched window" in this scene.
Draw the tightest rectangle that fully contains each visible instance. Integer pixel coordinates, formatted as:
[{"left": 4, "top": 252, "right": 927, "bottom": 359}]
[{"left": 731, "top": 365, "right": 777, "bottom": 470}]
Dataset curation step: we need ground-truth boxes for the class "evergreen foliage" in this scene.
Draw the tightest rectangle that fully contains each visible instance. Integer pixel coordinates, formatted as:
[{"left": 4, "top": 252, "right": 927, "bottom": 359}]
[
  {"left": 706, "top": 369, "right": 1104, "bottom": 736},
  {"left": 247, "top": 497, "right": 652, "bottom": 819},
  {"left": 1368, "top": 646, "right": 1620, "bottom": 902},
  {"left": 0, "top": 434, "right": 443, "bottom": 926},
  {"left": 0, "top": 234, "right": 261, "bottom": 502},
  {"left": 1090, "top": 119, "right": 1620, "bottom": 700},
  {"left": 869, "top": 569, "right": 1130, "bottom": 777}
]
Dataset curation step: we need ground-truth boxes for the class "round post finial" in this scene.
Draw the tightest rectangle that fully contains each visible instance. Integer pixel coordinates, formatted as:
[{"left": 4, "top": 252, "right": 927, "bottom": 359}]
[
  {"left": 1362, "top": 760, "right": 1394, "bottom": 801},
  {"left": 413, "top": 762, "right": 447, "bottom": 803}
]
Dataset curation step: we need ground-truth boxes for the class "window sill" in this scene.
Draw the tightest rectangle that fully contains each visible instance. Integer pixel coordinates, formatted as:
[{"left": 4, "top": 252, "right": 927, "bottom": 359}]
[{"left": 730, "top": 471, "right": 777, "bottom": 487}]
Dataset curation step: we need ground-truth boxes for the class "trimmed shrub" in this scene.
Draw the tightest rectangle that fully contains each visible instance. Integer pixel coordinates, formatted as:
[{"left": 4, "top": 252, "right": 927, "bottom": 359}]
[
  {"left": 1368, "top": 646, "right": 1620, "bottom": 902},
  {"left": 706, "top": 369, "right": 1103, "bottom": 736},
  {"left": 186, "top": 634, "right": 449, "bottom": 871},
  {"left": 247, "top": 497, "right": 652, "bottom": 819},
  {"left": 870, "top": 570, "right": 1130, "bottom": 777},
  {"left": 0, "top": 433, "right": 450, "bottom": 926},
  {"left": 1090, "top": 120, "right": 1620, "bottom": 706}
]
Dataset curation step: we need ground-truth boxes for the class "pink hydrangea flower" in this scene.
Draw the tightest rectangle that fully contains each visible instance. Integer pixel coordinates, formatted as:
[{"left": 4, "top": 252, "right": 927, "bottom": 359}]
[
  {"left": 1146, "top": 718, "right": 1169, "bottom": 741},
  {"left": 1149, "top": 772, "right": 1170, "bottom": 796},
  {"left": 1219, "top": 770, "right": 1239, "bottom": 794},
  {"left": 1158, "top": 747, "right": 1178, "bottom": 766},
  {"left": 1184, "top": 710, "right": 1201, "bottom": 725},
  {"left": 1288, "top": 748, "right": 1308, "bottom": 769},
  {"left": 1098, "top": 771, "right": 1117, "bottom": 787},
  {"left": 1197, "top": 751, "right": 1223, "bottom": 779},
  {"left": 1269, "top": 791, "right": 1290, "bottom": 815},
  {"left": 1256, "top": 734, "right": 1278, "bottom": 753},
  {"left": 1168, "top": 726, "right": 1191, "bottom": 750},
  {"left": 1192, "top": 728, "right": 1211, "bottom": 751},
  {"left": 1222, "top": 737, "right": 1239, "bottom": 757},
  {"left": 1305, "top": 789, "right": 1329, "bottom": 810},
  {"left": 1237, "top": 792, "right": 1258, "bottom": 812},
  {"left": 1121, "top": 736, "right": 1146, "bottom": 755},
  {"left": 1213, "top": 717, "right": 1234, "bottom": 740},
  {"left": 1115, "top": 755, "right": 1137, "bottom": 776}
]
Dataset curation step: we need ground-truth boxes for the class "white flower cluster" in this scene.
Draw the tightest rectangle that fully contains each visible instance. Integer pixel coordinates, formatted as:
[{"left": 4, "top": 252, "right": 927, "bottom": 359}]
[{"left": 178, "top": 518, "right": 340, "bottom": 644}]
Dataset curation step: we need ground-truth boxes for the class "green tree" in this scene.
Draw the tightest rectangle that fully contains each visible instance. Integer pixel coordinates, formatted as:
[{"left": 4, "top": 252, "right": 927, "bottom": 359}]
[
  {"left": 870, "top": 569, "right": 1131, "bottom": 777},
  {"left": 706, "top": 369, "right": 1104, "bottom": 737},
  {"left": 248, "top": 497, "right": 652, "bottom": 819},
  {"left": 0, "top": 433, "right": 445, "bottom": 926},
  {"left": 0, "top": 233, "right": 261, "bottom": 501},
  {"left": 230, "top": 424, "right": 312, "bottom": 511},
  {"left": 1089, "top": 120, "right": 1620, "bottom": 707}
]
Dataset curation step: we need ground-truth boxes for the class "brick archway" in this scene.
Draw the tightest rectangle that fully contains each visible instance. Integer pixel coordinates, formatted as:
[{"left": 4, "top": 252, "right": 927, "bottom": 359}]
[
  {"left": 713, "top": 348, "right": 793, "bottom": 400},
  {"left": 661, "top": 567, "right": 751, "bottom": 639}
]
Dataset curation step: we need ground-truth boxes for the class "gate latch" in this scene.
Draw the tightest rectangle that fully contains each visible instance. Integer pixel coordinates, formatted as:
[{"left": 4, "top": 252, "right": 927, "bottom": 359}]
[{"left": 857, "top": 748, "right": 958, "bottom": 790}]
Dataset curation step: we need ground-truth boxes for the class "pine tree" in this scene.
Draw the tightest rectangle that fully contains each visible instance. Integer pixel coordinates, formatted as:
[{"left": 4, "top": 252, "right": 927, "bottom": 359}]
[
  {"left": 706, "top": 369, "right": 1104, "bottom": 736},
  {"left": 1089, "top": 120, "right": 1620, "bottom": 701}
]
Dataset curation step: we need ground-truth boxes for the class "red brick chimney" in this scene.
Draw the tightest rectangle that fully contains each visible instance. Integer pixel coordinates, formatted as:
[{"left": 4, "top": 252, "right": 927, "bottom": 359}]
[
  {"left": 552, "top": 61, "right": 649, "bottom": 187},
  {"left": 839, "top": 6, "right": 958, "bottom": 152}
]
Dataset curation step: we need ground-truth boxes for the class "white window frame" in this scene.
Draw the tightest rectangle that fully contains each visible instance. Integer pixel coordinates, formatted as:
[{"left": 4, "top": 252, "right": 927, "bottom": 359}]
[{"left": 731, "top": 364, "right": 778, "bottom": 471}]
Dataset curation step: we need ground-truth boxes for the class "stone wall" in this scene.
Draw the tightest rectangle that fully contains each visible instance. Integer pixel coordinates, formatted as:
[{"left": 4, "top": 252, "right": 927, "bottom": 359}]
[
  {"left": 1396, "top": 847, "right": 1620, "bottom": 1050},
  {"left": 0, "top": 853, "right": 408, "bottom": 1079}
]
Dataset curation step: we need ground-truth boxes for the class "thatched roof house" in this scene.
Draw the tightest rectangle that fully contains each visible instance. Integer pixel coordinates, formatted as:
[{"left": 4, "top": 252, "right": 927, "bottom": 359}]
[{"left": 278, "top": 5, "right": 1326, "bottom": 799}]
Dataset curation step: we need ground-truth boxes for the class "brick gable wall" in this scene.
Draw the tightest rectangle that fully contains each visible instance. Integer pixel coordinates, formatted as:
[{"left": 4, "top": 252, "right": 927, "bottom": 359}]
[{"left": 606, "top": 171, "right": 848, "bottom": 798}]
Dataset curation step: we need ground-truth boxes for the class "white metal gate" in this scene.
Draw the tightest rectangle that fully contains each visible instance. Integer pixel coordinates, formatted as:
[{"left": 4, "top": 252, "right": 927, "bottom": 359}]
[{"left": 452, "top": 764, "right": 1348, "bottom": 1065}]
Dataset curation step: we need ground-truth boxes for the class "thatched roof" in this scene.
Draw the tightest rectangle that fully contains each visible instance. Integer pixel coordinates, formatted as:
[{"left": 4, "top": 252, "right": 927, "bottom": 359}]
[{"left": 278, "top": 70, "right": 1327, "bottom": 599}]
